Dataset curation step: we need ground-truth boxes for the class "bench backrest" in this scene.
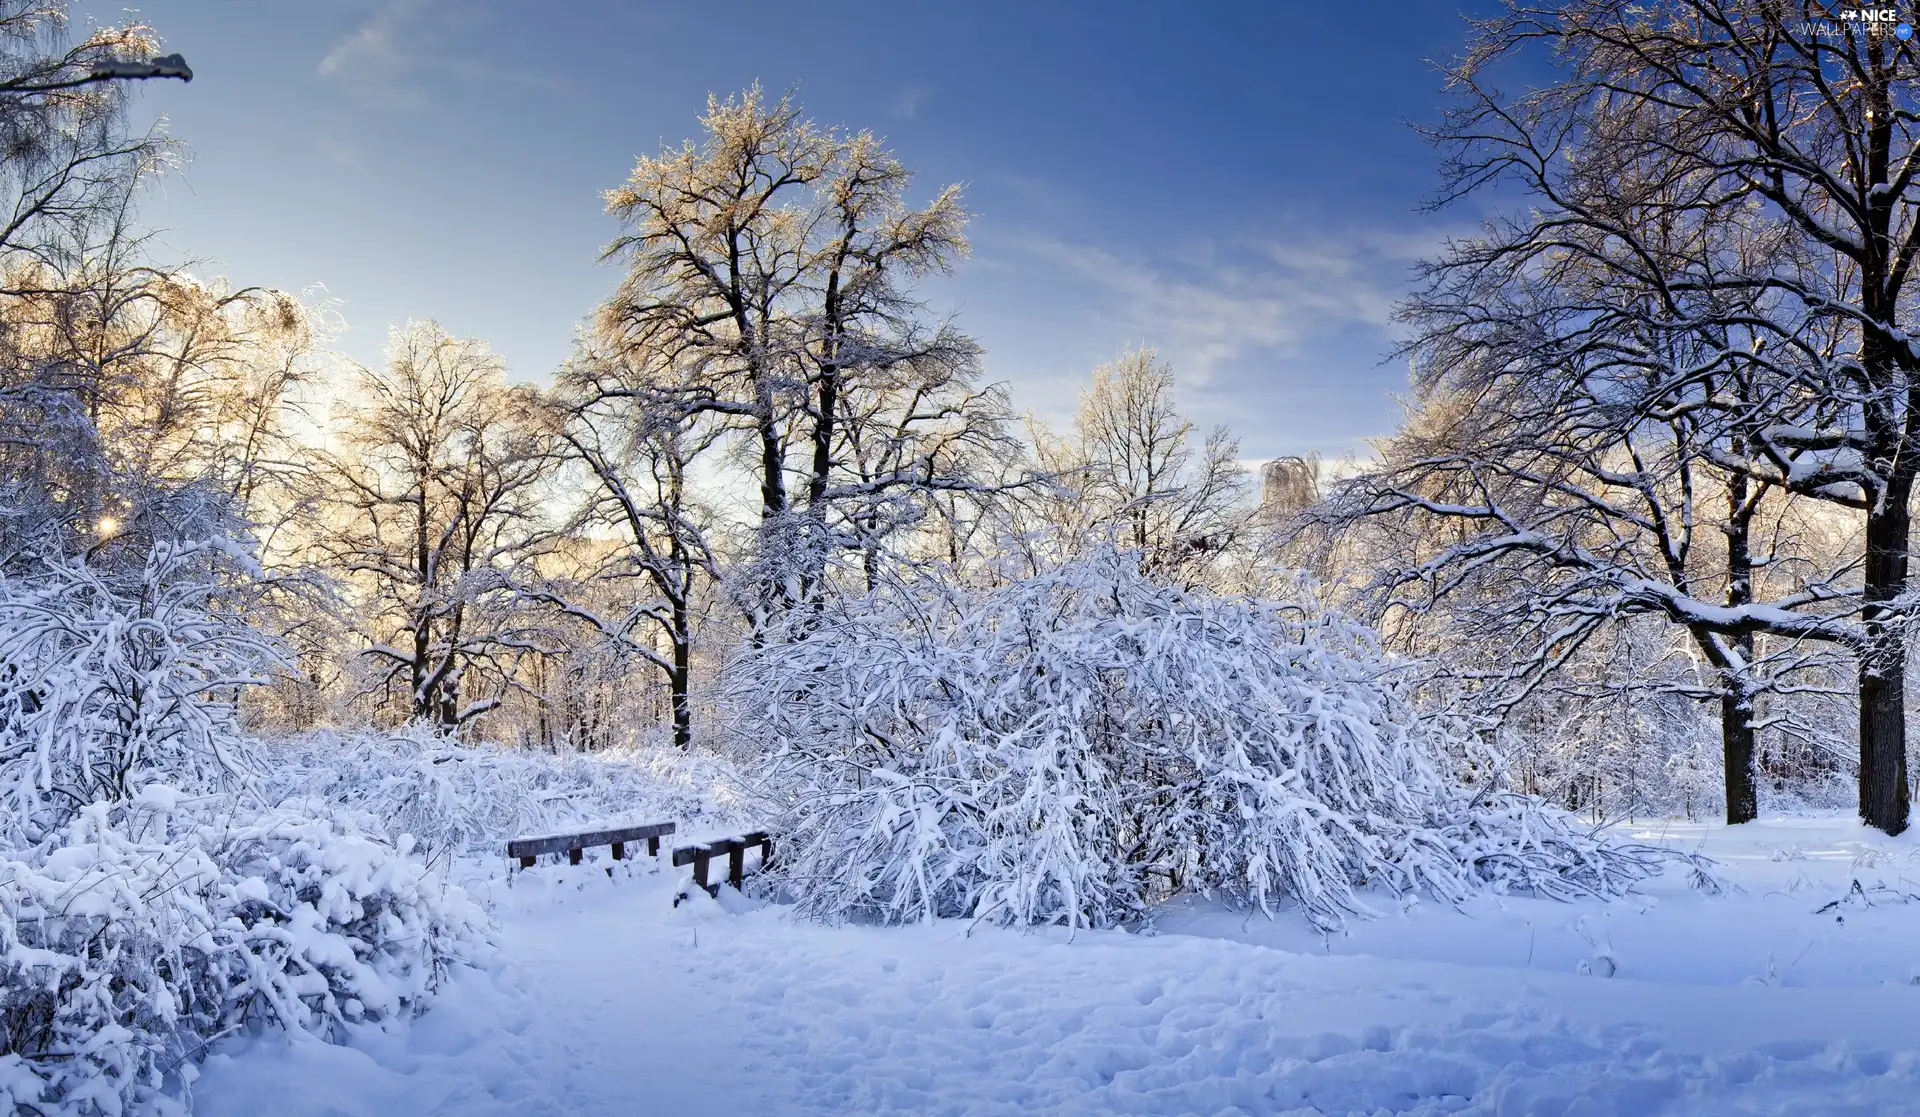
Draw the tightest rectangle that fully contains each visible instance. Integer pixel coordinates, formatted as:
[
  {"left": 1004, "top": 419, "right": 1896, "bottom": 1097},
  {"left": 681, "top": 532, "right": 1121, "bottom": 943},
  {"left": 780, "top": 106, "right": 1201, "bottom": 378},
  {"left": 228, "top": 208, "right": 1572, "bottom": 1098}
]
[{"left": 507, "top": 820, "right": 676, "bottom": 860}]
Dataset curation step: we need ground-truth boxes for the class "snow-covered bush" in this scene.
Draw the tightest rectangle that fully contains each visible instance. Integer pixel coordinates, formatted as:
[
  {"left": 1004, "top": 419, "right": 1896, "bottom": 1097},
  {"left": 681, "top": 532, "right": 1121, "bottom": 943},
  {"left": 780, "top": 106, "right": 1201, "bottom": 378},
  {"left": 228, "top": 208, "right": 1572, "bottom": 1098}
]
[
  {"left": 0, "top": 539, "right": 496, "bottom": 1113},
  {"left": 251, "top": 728, "right": 752, "bottom": 867},
  {"left": 0, "top": 792, "right": 489, "bottom": 1116},
  {"left": 733, "top": 547, "right": 1680, "bottom": 931},
  {"left": 0, "top": 538, "right": 279, "bottom": 842}
]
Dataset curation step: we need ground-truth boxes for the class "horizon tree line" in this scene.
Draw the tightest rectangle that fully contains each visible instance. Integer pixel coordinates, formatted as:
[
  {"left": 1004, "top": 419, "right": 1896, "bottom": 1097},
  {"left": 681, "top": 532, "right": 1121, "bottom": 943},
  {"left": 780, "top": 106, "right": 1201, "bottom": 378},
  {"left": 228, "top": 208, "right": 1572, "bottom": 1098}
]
[{"left": 4, "top": 0, "right": 1916, "bottom": 835}]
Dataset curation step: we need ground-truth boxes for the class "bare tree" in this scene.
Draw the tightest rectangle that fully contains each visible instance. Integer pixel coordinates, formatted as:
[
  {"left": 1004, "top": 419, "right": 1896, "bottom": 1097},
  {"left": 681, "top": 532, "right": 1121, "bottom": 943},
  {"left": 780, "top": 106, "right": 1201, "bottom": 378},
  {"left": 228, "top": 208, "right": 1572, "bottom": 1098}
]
[
  {"left": 808, "top": 342, "right": 1021, "bottom": 590},
  {"left": 0, "top": 3, "right": 227, "bottom": 562},
  {"left": 4, "top": 220, "right": 324, "bottom": 515},
  {"left": 1028, "top": 350, "right": 1251, "bottom": 584},
  {"left": 598, "top": 86, "right": 997, "bottom": 621},
  {"left": 1317, "top": 181, "right": 1866, "bottom": 823},
  {"left": 1258, "top": 455, "right": 1321, "bottom": 521},
  {"left": 1327, "top": 0, "right": 1920, "bottom": 831},
  {"left": 0, "top": 4, "right": 174, "bottom": 265},
  {"left": 309, "top": 321, "right": 553, "bottom": 732},
  {"left": 550, "top": 350, "right": 721, "bottom": 750}
]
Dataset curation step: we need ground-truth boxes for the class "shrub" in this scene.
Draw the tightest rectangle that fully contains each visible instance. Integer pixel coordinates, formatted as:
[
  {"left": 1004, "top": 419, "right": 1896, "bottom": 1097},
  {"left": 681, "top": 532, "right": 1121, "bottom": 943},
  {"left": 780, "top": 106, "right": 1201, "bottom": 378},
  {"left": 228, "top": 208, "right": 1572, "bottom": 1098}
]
[
  {"left": 0, "top": 792, "right": 489, "bottom": 1115},
  {"left": 0, "top": 540, "right": 493, "bottom": 1114},
  {"left": 733, "top": 548, "right": 1681, "bottom": 931},
  {"left": 0, "top": 539, "right": 278, "bottom": 844}
]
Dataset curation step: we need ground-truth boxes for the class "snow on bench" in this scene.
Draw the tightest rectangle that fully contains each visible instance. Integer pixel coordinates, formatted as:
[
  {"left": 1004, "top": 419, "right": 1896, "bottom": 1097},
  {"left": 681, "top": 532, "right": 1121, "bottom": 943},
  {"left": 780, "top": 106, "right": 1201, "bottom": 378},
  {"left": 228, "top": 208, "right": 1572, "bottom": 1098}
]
[
  {"left": 507, "top": 821, "right": 677, "bottom": 868},
  {"left": 673, "top": 831, "right": 772, "bottom": 897}
]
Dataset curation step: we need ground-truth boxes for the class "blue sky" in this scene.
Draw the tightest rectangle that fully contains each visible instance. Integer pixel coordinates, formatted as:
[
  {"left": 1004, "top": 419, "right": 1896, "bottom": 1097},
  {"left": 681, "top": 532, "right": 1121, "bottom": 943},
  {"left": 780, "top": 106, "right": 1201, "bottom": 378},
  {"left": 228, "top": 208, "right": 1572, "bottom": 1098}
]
[{"left": 92, "top": 0, "right": 1493, "bottom": 460}]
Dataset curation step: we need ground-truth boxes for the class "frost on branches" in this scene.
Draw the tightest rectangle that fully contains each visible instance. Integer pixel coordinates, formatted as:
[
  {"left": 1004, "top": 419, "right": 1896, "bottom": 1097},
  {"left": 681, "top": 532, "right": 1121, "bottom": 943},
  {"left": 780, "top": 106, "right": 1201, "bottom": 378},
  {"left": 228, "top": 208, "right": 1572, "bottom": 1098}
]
[
  {"left": 734, "top": 547, "right": 1690, "bottom": 932},
  {"left": 0, "top": 540, "right": 492, "bottom": 1115},
  {"left": 0, "top": 794, "right": 489, "bottom": 1116},
  {"left": 0, "top": 540, "right": 276, "bottom": 841}
]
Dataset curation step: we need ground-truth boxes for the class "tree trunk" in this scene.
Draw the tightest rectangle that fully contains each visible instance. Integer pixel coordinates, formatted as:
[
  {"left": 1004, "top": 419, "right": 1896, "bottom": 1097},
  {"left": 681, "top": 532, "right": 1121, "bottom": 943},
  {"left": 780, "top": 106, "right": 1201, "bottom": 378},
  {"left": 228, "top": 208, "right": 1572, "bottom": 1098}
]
[
  {"left": 799, "top": 365, "right": 839, "bottom": 605},
  {"left": 808, "top": 265, "right": 843, "bottom": 513},
  {"left": 1719, "top": 683, "right": 1757, "bottom": 825},
  {"left": 1720, "top": 470, "right": 1757, "bottom": 825},
  {"left": 1859, "top": 473, "right": 1911, "bottom": 835},
  {"left": 409, "top": 631, "right": 430, "bottom": 725},
  {"left": 758, "top": 409, "right": 786, "bottom": 522},
  {"left": 669, "top": 594, "right": 693, "bottom": 751},
  {"left": 755, "top": 391, "right": 792, "bottom": 626}
]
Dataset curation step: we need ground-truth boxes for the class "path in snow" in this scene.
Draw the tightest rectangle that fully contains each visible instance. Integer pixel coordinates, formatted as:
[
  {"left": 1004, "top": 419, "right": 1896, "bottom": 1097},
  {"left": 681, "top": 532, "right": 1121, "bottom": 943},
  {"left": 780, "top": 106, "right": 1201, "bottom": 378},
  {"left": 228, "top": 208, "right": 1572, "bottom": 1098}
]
[{"left": 196, "top": 817, "right": 1920, "bottom": 1116}]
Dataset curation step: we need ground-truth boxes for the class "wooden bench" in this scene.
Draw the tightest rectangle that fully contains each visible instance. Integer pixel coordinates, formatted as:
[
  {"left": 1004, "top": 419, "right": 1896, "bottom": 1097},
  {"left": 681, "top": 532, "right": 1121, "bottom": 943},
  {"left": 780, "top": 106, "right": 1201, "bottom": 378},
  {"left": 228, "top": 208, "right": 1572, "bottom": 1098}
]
[
  {"left": 507, "top": 821, "right": 676, "bottom": 868},
  {"left": 672, "top": 831, "right": 773, "bottom": 895}
]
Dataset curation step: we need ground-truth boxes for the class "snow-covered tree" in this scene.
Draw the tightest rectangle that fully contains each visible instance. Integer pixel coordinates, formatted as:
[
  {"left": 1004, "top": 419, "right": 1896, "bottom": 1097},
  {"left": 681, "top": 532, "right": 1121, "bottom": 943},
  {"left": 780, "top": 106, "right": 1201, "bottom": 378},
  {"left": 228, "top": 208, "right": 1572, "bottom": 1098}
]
[
  {"left": 1319, "top": 321, "right": 1858, "bottom": 826},
  {"left": 1258, "top": 454, "right": 1321, "bottom": 521},
  {"left": 0, "top": 8, "right": 500, "bottom": 1109},
  {"left": 550, "top": 349, "right": 722, "bottom": 750},
  {"left": 0, "top": 4, "right": 316, "bottom": 570},
  {"left": 307, "top": 321, "right": 555, "bottom": 732},
  {"left": 1421, "top": 0, "right": 1920, "bottom": 833},
  {"left": 597, "top": 86, "right": 1009, "bottom": 621},
  {"left": 0, "top": 534, "right": 277, "bottom": 840},
  {"left": 1313, "top": 0, "right": 1920, "bottom": 825},
  {"left": 3, "top": 244, "right": 325, "bottom": 549}
]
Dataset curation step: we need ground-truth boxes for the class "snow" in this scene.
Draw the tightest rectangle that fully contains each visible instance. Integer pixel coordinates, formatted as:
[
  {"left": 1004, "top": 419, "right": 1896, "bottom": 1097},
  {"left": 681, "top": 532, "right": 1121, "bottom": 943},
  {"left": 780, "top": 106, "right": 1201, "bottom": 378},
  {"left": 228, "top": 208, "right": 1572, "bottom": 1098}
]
[
  {"left": 195, "top": 815, "right": 1920, "bottom": 1116},
  {"left": 737, "top": 547, "right": 1673, "bottom": 933}
]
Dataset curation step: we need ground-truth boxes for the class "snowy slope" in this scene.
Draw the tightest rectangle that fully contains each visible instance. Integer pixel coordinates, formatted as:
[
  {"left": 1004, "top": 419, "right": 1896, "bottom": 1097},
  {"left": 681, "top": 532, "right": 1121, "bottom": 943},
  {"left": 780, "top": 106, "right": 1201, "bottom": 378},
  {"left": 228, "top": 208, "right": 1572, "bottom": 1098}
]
[{"left": 194, "top": 816, "right": 1920, "bottom": 1116}]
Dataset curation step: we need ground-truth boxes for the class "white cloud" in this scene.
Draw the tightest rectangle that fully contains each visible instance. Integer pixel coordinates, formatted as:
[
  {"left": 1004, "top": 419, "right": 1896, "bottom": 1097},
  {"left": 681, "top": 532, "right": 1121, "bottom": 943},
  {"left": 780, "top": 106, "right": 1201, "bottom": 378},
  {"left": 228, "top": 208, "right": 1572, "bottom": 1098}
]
[
  {"left": 318, "top": 0, "right": 430, "bottom": 109},
  {"left": 1011, "top": 223, "right": 1440, "bottom": 385},
  {"left": 952, "top": 219, "right": 1464, "bottom": 458},
  {"left": 317, "top": 0, "right": 570, "bottom": 111}
]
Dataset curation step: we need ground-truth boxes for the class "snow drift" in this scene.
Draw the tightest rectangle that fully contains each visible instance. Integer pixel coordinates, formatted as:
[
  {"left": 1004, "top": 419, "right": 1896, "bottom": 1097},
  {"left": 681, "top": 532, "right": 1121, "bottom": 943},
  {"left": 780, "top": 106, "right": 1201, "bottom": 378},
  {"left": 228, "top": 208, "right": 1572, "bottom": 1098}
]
[{"left": 734, "top": 547, "right": 1687, "bottom": 930}]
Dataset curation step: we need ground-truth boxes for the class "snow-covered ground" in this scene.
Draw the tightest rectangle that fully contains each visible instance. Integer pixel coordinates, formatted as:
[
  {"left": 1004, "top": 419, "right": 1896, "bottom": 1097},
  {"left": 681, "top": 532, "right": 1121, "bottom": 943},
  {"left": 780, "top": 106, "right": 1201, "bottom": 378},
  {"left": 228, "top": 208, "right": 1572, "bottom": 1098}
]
[{"left": 195, "top": 815, "right": 1920, "bottom": 1115}]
